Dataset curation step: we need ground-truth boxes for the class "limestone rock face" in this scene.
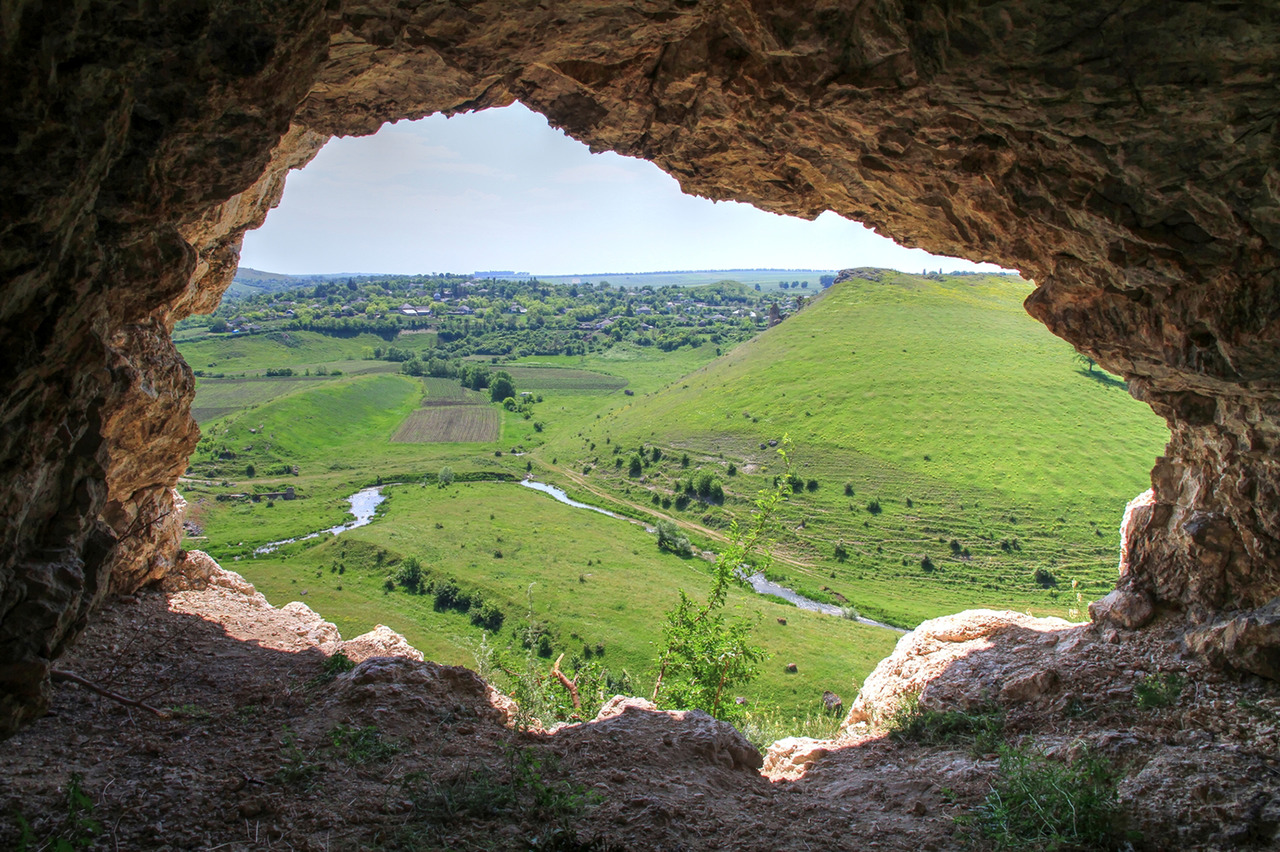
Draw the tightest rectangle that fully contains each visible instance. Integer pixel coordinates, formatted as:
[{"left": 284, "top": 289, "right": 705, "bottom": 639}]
[
  {"left": 3, "top": 0, "right": 1280, "bottom": 735},
  {"left": 842, "top": 610, "right": 1081, "bottom": 727}
]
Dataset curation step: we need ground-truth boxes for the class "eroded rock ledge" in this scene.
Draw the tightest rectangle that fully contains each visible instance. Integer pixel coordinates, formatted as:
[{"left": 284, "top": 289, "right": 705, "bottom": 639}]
[
  {"left": 2, "top": 564, "right": 1277, "bottom": 849},
  {"left": 3, "top": 1, "right": 1280, "bottom": 734}
]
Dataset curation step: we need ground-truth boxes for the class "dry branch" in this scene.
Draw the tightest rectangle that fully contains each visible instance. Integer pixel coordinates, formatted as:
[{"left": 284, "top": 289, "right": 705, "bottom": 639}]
[
  {"left": 551, "top": 653, "right": 580, "bottom": 710},
  {"left": 51, "top": 669, "right": 172, "bottom": 719}
]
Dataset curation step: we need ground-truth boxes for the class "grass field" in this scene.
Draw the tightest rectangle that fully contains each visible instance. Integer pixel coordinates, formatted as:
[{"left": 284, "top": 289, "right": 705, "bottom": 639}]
[
  {"left": 176, "top": 329, "right": 435, "bottom": 373},
  {"left": 503, "top": 366, "right": 630, "bottom": 391},
  {"left": 237, "top": 481, "right": 897, "bottom": 714},
  {"left": 190, "top": 375, "right": 332, "bottom": 423},
  {"left": 175, "top": 269, "right": 1170, "bottom": 722},
  {"left": 421, "top": 377, "right": 489, "bottom": 404},
  {"left": 392, "top": 406, "right": 501, "bottom": 442},
  {"left": 535, "top": 273, "right": 1169, "bottom": 627}
]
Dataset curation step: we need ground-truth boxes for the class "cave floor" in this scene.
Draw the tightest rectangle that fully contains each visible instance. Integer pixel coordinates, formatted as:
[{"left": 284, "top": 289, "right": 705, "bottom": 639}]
[{"left": 2, "top": 567, "right": 1278, "bottom": 851}]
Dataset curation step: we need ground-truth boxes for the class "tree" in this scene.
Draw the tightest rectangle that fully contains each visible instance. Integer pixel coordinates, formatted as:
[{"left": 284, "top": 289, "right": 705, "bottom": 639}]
[
  {"left": 628, "top": 454, "right": 644, "bottom": 477},
  {"left": 651, "top": 440, "right": 790, "bottom": 721},
  {"left": 655, "top": 520, "right": 693, "bottom": 558},
  {"left": 209, "top": 318, "right": 229, "bottom": 333},
  {"left": 1074, "top": 352, "right": 1098, "bottom": 374},
  {"left": 244, "top": 463, "right": 256, "bottom": 478},
  {"left": 490, "top": 371, "right": 516, "bottom": 402},
  {"left": 438, "top": 465, "right": 455, "bottom": 486}
]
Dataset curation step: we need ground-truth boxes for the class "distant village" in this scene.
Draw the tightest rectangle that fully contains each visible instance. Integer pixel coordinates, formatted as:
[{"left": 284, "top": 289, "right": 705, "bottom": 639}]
[{"left": 190, "top": 271, "right": 831, "bottom": 358}]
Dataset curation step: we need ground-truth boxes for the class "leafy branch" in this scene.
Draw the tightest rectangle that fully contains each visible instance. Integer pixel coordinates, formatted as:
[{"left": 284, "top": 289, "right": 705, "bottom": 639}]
[{"left": 651, "top": 439, "right": 792, "bottom": 720}]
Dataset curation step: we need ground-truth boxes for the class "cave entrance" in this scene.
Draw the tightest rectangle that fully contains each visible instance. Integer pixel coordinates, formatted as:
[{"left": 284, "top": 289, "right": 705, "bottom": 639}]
[{"left": 171, "top": 102, "right": 1168, "bottom": 734}]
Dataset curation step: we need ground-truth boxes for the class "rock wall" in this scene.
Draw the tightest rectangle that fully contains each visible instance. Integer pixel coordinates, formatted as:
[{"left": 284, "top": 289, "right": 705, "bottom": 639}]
[{"left": 2, "top": 0, "right": 1279, "bottom": 735}]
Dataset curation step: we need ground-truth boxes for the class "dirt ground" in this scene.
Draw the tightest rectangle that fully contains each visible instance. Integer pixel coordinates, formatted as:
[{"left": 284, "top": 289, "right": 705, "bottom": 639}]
[{"left": 2, "top": 563, "right": 1278, "bottom": 851}]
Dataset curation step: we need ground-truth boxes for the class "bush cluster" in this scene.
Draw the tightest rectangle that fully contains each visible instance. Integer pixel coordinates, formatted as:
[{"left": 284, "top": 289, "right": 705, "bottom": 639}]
[{"left": 391, "top": 557, "right": 505, "bottom": 631}]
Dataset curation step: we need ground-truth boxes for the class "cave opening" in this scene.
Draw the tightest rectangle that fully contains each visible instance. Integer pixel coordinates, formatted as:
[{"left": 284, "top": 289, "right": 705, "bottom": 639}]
[
  {"left": 3, "top": 2, "right": 1280, "bottom": 846},
  {"left": 164, "top": 98, "right": 1172, "bottom": 744}
]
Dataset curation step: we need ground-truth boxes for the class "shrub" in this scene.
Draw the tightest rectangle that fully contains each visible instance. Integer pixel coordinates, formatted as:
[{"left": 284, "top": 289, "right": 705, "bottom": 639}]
[
  {"left": 833, "top": 542, "right": 849, "bottom": 562},
  {"left": 887, "top": 692, "right": 1003, "bottom": 755},
  {"left": 806, "top": 478, "right": 819, "bottom": 492},
  {"left": 966, "top": 746, "right": 1125, "bottom": 851},
  {"left": 1134, "top": 671, "right": 1185, "bottom": 709},
  {"left": 470, "top": 602, "right": 505, "bottom": 632},
  {"left": 1033, "top": 567, "right": 1057, "bottom": 588},
  {"left": 726, "top": 462, "right": 737, "bottom": 476},
  {"left": 866, "top": 499, "right": 881, "bottom": 514},
  {"left": 844, "top": 482, "right": 854, "bottom": 496},
  {"left": 628, "top": 454, "right": 643, "bottom": 476},
  {"left": 921, "top": 555, "right": 936, "bottom": 572},
  {"left": 396, "top": 557, "right": 424, "bottom": 593},
  {"left": 433, "top": 577, "right": 462, "bottom": 610},
  {"left": 656, "top": 520, "right": 693, "bottom": 558}
]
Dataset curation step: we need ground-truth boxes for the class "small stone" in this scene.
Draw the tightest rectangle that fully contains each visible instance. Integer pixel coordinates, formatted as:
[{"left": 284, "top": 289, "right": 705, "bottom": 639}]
[{"left": 785, "top": 662, "right": 798, "bottom": 673}]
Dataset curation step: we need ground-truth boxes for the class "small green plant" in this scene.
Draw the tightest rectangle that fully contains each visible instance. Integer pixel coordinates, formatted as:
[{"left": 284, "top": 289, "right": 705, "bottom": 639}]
[
  {"left": 307, "top": 651, "right": 356, "bottom": 688},
  {"left": 398, "top": 744, "right": 600, "bottom": 847},
  {"left": 739, "top": 706, "right": 844, "bottom": 750},
  {"left": 1133, "top": 671, "right": 1185, "bottom": 709},
  {"left": 328, "top": 723, "right": 400, "bottom": 764},
  {"left": 14, "top": 772, "right": 102, "bottom": 852},
  {"left": 965, "top": 745, "right": 1127, "bottom": 851},
  {"left": 273, "top": 726, "right": 321, "bottom": 789},
  {"left": 168, "top": 703, "right": 211, "bottom": 720},
  {"left": 886, "top": 691, "right": 1004, "bottom": 755},
  {"left": 651, "top": 440, "right": 791, "bottom": 721}
]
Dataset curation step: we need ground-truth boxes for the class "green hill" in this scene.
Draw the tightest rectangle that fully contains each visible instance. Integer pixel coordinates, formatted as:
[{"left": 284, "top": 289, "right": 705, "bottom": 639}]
[{"left": 543, "top": 271, "right": 1170, "bottom": 627}]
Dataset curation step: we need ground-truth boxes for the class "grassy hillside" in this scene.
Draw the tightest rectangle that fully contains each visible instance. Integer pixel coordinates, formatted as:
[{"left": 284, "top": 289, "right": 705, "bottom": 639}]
[
  {"left": 541, "top": 272, "right": 1169, "bottom": 626},
  {"left": 175, "top": 268, "right": 1169, "bottom": 721}
]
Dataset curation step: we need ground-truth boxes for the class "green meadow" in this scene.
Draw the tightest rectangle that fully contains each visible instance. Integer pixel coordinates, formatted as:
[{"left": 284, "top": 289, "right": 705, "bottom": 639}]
[
  {"left": 545, "top": 272, "right": 1169, "bottom": 627},
  {"left": 177, "top": 271, "right": 1169, "bottom": 718}
]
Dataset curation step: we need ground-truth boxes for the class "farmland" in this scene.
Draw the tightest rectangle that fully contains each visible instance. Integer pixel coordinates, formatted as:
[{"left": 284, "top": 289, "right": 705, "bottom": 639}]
[
  {"left": 176, "top": 269, "right": 1169, "bottom": 719},
  {"left": 503, "top": 366, "right": 630, "bottom": 391},
  {"left": 392, "top": 405, "right": 501, "bottom": 443}
]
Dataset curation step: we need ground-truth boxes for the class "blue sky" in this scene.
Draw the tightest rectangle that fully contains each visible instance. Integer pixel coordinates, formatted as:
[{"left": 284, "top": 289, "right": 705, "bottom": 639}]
[{"left": 240, "top": 103, "right": 1009, "bottom": 277}]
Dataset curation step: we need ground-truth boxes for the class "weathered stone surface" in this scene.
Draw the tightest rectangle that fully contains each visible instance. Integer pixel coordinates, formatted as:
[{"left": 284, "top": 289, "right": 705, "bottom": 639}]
[
  {"left": 159, "top": 548, "right": 220, "bottom": 593},
  {"left": 1184, "top": 599, "right": 1280, "bottom": 681},
  {"left": 341, "top": 624, "right": 425, "bottom": 663},
  {"left": 1090, "top": 588, "right": 1156, "bottom": 630},
  {"left": 843, "top": 609, "right": 1079, "bottom": 726},
  {"left": 3, "top": 0, "right": 1280, "bottom": 734}
]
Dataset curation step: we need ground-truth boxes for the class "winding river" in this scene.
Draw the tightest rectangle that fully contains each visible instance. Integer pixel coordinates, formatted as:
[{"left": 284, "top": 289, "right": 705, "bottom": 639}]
[
  {"left": 519, "top": 478, "right": 903, "bottom": 632},
  {"left": 253, "top": 486, "right": 386, "bottom": 555},
  {"left": 250, "top": 479, "right": 902, "bottom": 632}
]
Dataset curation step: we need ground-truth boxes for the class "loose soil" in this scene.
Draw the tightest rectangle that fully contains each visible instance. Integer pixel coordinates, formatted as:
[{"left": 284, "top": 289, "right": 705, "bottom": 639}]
[{"left": 2, "top": 565, "right": 1277, "bottom": 851}]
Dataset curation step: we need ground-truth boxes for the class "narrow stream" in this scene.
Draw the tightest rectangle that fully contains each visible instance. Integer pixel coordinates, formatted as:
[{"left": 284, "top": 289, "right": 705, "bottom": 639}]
[
  {"left": 253, "top": 486, "right": 386, "bottom": 555},
  {"left": 520, "top": 478, "right": 902, "bottom": 631}
]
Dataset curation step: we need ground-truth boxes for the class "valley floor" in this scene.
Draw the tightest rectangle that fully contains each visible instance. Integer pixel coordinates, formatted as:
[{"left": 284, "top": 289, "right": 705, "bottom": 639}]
[{"left": 3, "top": 557, "right": 1277, "bottom": 851}]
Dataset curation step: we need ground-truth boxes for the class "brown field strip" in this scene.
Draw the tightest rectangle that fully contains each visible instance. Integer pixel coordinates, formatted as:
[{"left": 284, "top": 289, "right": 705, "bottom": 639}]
[{"left": 391, "top": 406, "right": 500, "bottom": 443}]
